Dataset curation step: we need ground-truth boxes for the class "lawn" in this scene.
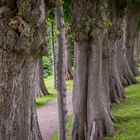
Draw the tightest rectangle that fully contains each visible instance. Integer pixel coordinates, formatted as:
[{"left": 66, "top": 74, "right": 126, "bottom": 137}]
[
  {"left": 36, "top": 75, "right": 73, "bottom": 108},
  {"left": 105, "top": 75, "right": 140, "bottom": 140},
  {"left": 51, "top": 75, "right": 140, "bottom": 140}
]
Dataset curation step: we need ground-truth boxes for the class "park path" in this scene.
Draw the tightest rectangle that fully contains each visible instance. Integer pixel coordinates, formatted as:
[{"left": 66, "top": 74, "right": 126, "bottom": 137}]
[{"left": 37, "top": 92, "right": 73, "bottom": 140}]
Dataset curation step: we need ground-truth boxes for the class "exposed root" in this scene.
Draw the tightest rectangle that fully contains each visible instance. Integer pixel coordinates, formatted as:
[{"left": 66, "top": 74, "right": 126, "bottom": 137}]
[
  {"left": 71, "top": 116, "right": 86, "bottom": 140},
  {"left": 89, "top": 119, "right": 115, "bottom": 140}
]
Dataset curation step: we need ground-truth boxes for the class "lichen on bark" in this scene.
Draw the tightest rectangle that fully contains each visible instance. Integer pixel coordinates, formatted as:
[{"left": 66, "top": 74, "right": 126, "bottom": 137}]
[
  {"left": 0, "top": 0, "right": 54, "bottom": 139},
  {"left": 71, "top": 0, "right": 115, "bottom": 139}
]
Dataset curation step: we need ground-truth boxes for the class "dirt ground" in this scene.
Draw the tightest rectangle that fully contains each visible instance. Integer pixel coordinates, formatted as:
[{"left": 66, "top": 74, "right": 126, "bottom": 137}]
[{"left": 37, "top": 92, "right": 73, "bottom": 140}]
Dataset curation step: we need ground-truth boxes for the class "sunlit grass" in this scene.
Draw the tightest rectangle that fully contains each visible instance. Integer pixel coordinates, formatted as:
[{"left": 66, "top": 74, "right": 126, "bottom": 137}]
[{"left": 36, "top": 75, "right": 73, "bottom": 108}]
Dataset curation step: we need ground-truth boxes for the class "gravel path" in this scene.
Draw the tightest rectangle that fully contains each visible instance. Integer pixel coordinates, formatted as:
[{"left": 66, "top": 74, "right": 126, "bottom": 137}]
[{"left": 37, "top": 92, "right": 73, "bottom": 140}]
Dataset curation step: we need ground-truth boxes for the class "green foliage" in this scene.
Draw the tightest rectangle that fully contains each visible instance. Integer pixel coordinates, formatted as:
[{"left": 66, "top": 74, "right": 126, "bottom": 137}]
[
  {"left": 43, "top": 15, "right": 56, "bottom": 78},
  {"left": 103, "top": 20, "right": 113, "bottom": 29},
  {"left": 42, "top": 55, "right": 53, "bottom": 78},
  {"left": 43, "top": 2, "right": 74, "bottom": 78},
  {"left": 63, "top": 0, "right": 71, "bottom": 23},
  {"left": 54, "top": 28, "right": 60, "bottom": 36}
]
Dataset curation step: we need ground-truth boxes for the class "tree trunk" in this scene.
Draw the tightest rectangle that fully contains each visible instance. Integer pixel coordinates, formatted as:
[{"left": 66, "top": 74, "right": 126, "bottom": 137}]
[
  {"left": 0, "top": 54, "right": 43, "bottom": 140},
  {"left": 126, "top": 47, "right": 139, "bottom": 76},
  {"left": 134, "top": 26, "right": 140, "bottom": 66},
  {"left": 114, "top": 16, "right": 136, "bottom": 87},
  {"left": 71, "top": 1, "right": 115, "bottom": 140},
  {"left": 126, "top": 2, "right": 140, "bottom": 76},
  {"left": 102, "top": 34, "right": 115, "bottom": 120},
  {"left": 35, "top": 57, "right": 49, "bottom": 97},
  {"left": 119, "top": 17, "right": 137, "bottom": 86},
  {"left": 101, "top": 19, "right": 125, "bottom": 104},
  {"left": 108, "top": 40, "right": 125, "bottom": 103},
  {"left": 138, "top": 27, "right": 140, "bottom": 63},
  {"left": 55, "top": 2, "right": 67, "bottom": 140},
  {"left": 0, "top": 0, "right": 55, "bottom": 139},
  {"left": 51, "top": 21, "right": 57, "bottom": 89},
  {"left": 117, "top": 37, "right": 136, "bottom": 86},
  {"left": 107, "top": 2, "right": 127, "bottom": 103},
  {"left": 65, "top": 33, "right": 73, "bottom": 80}
]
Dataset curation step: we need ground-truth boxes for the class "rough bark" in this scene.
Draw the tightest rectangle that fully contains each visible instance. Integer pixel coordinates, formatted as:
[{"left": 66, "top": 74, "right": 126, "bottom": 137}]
[
  {"left": 138, "top": 27, "right": 140, "bottom": 63},
  {"left": 102, "top": 34, "right": 115, "bottom": 120},
  {"left": 116, "top": 17, "right": 137, "bottom": 86},
  {"left": 71, "top": 1, "right": 115, "bottom": 140},
  {"left": 106, "top": 2, "right": 126, "bottom": 103},
  {"left": 103, "top": 30, "right": 125, "bottom": 104},
  {"left": 117, "top": 39, "right": 136, "bottom": 86},
  {"left": 35, "top": 57, "right": 49, "bottom": 97},
  {"left": 126, "top": 2, "right": 140, "bottom": 76},
  {"left": 126, "top": 46, "right": 139, "bottom": 76},
  {"left": 108, "top": 39, "right": 125, "bottom": 103},
  {"left": 111, "top": 1, "right": 139, "bottom": 88},
  {"left": 55, "top": 1, "right": 67, "bottom": 140},
  {"left": 134, "top": 26, "right": 140, "bottom": 66},
  {"left": 0, "top": 54, "right": 43, "bottom": 140},
  {"left": 0, "top": 0, "right": 53, "bottom": 139}
]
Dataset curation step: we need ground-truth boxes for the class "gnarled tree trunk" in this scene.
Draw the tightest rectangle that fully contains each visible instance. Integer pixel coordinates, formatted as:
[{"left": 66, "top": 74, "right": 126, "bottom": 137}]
[
  {"left": 71, "top": 1, "right": 115, "bottom": 139},
  {"left": 0, "top": 54, "right": 42, "bottom": 140},
  {"left": 0, "top": 0, "right": 55, "bottom": 139}
]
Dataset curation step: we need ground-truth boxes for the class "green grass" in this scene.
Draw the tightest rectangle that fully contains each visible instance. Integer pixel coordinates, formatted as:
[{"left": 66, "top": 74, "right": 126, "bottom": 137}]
[
  {"left": 105, "top": 75, "right": 140, "bottom": 140},
  {"left": 66, "top": 79, "right": 73, "bottom": 91},
  {"left": 51, "top": 75, "right": 140, "bottom": 140},
  {"left": 36, "top": 75, "right": 73, "bottom": 108}
]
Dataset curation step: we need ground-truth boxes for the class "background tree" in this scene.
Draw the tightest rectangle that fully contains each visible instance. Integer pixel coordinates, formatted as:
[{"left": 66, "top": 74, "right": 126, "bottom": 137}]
[
  {"left": 35, "top": 57, "right": 49, "bottom": 97},
  {"left": 65, "top": 23, "right": 73, "bottom": 80},
  {"left": 63, "top": 0, "right": 73, "bottom": 80},
  {"left": 126, "top": 0, "right": 140, "bottom": 76},
  {"left": 51, "top": 17, "right": 57, "bottom": 88},
  {"left": 107, "top": 0, "right": 126, "bottom": 103},
  {"left": 55, "top": 0, "right": 68, "bottom": 139}
]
